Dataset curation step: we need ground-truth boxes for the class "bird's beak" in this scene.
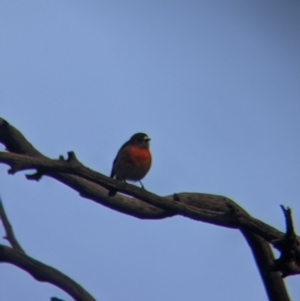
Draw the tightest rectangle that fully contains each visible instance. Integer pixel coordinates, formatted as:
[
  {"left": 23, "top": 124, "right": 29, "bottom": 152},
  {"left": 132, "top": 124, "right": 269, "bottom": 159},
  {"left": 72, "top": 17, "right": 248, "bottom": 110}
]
[{"left": 144, "top": 136, "right": 151, "bottom": 142}]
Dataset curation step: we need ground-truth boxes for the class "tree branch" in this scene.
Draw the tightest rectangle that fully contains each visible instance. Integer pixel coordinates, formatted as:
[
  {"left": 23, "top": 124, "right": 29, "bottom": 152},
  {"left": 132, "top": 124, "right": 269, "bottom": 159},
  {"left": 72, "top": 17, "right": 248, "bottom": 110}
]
[
  {"left": 272, "top": 206, "right": 300, "bottom": 277},
  {"left": 242, "top": 230, "right": 291, "bottom": 301},
  {"left": 0, "top": 118, "right": 294, "bottom": 244},
  {"left": 0, "top": 244, "right": 96, "bottom": 301},
  {"left": 0, "top": 196, "right": 96, "bottom": 301},
  {"left": 1, "top": 117, "right": 299, "bottom": 301},
  {"left": 0, "top": 196, "right": 25, "bottom": 253}
]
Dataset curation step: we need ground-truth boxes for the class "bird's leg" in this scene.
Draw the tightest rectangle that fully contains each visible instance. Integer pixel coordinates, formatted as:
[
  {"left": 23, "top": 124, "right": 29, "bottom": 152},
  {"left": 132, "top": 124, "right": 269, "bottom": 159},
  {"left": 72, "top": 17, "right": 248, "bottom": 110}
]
[{"left": 139, "top": 181, "right": 145, "bottom": 189}]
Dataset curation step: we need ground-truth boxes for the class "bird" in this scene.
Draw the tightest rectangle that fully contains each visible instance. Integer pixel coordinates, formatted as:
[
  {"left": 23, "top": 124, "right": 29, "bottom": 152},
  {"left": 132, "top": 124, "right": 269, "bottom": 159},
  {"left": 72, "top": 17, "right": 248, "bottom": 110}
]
[{"left": 108, "top": 133, "right": 152, "bottom": 196}]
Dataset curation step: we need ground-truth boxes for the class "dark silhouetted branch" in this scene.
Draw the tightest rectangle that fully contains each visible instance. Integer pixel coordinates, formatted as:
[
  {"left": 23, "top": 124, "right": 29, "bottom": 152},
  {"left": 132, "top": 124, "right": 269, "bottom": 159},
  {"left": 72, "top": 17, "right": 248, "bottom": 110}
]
[
  {"left": 1, "top": 117, "right": 299, "bottom": 301},
  {"left": 0, "top": 196, "right": 25, "bottom": 253},
  {"left": 0, "top": 196, "right": 96, "bottom": 301},
  {"left": 0, "top": 118, "right": 294, "bottom": 243},
  {"left": 272, "top": 206, "right": 300, "bottom": 277},
  {"left": 0, "top": 244, "right": 96, "bottom": 301},
  {"left": 242, "top": 230, "right": 291, "bottom": 301}
]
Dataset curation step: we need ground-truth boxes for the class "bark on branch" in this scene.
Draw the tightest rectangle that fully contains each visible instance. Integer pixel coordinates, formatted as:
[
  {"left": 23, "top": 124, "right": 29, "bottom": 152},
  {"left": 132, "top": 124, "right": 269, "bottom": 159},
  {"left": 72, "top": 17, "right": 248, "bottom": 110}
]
[
  {"left": 0, "top": 117, "right": 298, "bottom": 301},
  {"left": 242, "top": 230, "right": 290, "bottom": 301},
  {"left": 0, "top": 245, "right": 96, "bottom": 301},
  {"left": 0, "top": 196, "right": 96, "bottom": 301},
  {"left": 272, "top": 206, "right": 300, "bottom": 277},
  {"left": 0, "top": 118, "right": 296, "bottom": 243}
]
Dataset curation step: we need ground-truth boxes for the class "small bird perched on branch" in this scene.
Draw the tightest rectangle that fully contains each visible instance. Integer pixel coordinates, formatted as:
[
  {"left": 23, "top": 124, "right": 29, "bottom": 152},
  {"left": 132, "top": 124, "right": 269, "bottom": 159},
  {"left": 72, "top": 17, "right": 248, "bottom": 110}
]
[{"left": 108, "top": 133, "right": 152, "bottom": 196}]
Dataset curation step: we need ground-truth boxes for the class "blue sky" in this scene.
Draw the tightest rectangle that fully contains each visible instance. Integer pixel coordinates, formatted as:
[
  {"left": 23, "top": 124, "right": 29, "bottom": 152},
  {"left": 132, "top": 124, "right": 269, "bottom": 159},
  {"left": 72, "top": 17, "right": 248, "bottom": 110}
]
[{"left": 1, "top": 1, "right": 300, "bottom": 300}]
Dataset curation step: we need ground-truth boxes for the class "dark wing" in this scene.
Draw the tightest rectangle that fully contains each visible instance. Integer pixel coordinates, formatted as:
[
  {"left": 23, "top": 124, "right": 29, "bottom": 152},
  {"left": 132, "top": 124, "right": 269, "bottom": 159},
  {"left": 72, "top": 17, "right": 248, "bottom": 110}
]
[
  {"left": 110, "top": 165, "right": 115, "bottom": 178},
  {"left": 110, "top": 153, "right": 119, "bottom": 178},
  {"left": 110, "top": 140, "right": 130, "bottom": 178}
]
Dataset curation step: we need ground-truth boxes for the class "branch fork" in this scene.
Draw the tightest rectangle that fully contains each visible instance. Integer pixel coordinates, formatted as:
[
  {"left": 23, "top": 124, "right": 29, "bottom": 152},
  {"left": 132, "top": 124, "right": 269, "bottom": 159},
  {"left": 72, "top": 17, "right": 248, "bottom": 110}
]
[{"left": 0, "top": 117, "right": 298, "bottom": 301}]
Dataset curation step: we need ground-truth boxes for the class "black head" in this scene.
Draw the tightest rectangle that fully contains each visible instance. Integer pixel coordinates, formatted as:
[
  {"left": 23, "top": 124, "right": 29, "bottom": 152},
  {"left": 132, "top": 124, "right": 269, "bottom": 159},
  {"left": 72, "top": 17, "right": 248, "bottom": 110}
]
[{"left": 129, "top": 133, "right": 151, "bottom": 146}]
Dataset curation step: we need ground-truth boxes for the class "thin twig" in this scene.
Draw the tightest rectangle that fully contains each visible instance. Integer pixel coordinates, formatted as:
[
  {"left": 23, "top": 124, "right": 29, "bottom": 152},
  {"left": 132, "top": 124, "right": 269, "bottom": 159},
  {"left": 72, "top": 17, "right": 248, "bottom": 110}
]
[
  {"left": 0, "top": 244, "right": 97, "bottom": 301},
  {"left": 0, "top": 194, "right": 97, "bottom": 301},
  {"left": 0, "top": 196, "right": 25, "bottom": 253},
  {"left": 272, "top": 206, "right": 300, "bottom": 277}
]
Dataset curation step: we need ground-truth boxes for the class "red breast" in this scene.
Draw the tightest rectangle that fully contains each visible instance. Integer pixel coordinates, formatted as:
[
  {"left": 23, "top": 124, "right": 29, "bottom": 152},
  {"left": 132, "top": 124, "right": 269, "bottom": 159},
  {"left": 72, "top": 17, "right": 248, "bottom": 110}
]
[{"left": 127, "top": 146, "right": 152, "bottom": 170}]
